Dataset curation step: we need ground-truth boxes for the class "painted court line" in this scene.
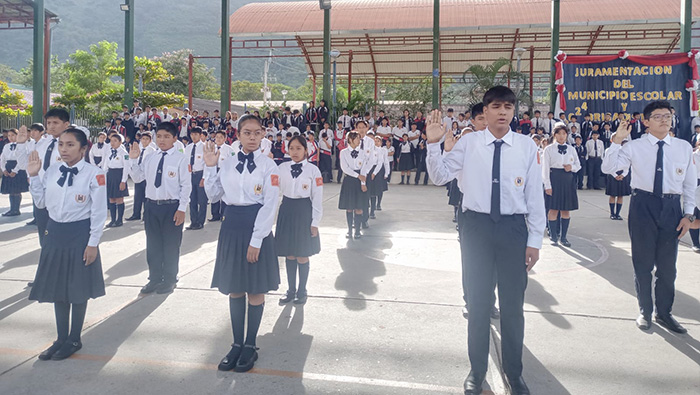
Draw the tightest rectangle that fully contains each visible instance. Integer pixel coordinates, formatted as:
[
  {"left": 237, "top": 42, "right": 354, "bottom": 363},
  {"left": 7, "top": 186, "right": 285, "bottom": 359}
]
[{"left": 0, "top": 347, "right": 464, "bottom": 393}]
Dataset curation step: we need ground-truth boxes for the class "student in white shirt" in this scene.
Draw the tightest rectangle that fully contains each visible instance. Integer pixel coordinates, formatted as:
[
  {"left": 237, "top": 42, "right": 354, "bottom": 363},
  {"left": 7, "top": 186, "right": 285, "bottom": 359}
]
[
  {"left": 276, "top": 135, "right": 323, "bottom": 305},
  {"left": 585, "top": 130, "right": 605, "bottom": 189},
  {"left": 397, "top": 133, "right": 414, "bottom": 184},
  {"left": 385, "top": 138, "right": 395, "bottom": 183},
  {"left": 89, "top": 132, "right": 109, "bottom": 167},
  {"left": 338, "top": 131, "right": 371, "bottom": 239},
  {"left": 103, "top": 133, "right": 130, "bottom": 227},
  {"left": 376, "top": 118, "right": 392, "bottom": 140},
  {"left": 184, "top": 127, "right": 207, "bottom": 230},
  {"left": 1, "top": 128, "right": 29, "bottom": 216},
  {"left": 203, "top": 114, "right": 281, "bottom": 373},
  {"left": 368, "top": 135, "right": 390, "bottom": 218},
  {"left": 27, "top": 128, "right": 107, "bottom": 361},
  {"left": 209, "top": 130, "right": 234, "bottom": 222},
  {"left": 126, "top": 131, "right": 156, "bottom": 221},
  {"left": 543, "top": 124, "right": 581, "bottom": 247},
  {"left": 318, "top": 127, "right": 333, "bottom": 182}
]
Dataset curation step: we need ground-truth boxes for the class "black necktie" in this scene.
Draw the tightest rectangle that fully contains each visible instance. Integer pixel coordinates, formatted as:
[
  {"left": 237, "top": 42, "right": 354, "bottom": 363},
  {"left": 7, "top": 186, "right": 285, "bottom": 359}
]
[
  {"left": 360, "top": 139, "right": 364, "bottom": 150},
  {"left": 138, "top": 148, "right": 145, "bottom": 165},
  {"left": 548, "top": 121, "right": 552, "bottom": 134},
  {"left": 653, "top": 141, "right": 664, "bottom": 196},
  {"left": 190, "top": 144, "right": 196, "bottom": 166},
  {"left": 351, "top": 150, "right": 359, "bottom": 159},
  {"left": 154, "top": 152, "right": 167, "bottom": 188},
  {"left": 44, "top": 138, "right": 56, "bottom": 170},
  {"left": 490, "top": 140, "right": 504, "bottom": 223},
  {"left": 236, "top": 151, "right": 256, "bottom": 174},
  {"left": 594, "top": 141, "right": 598, "bottom": 156},
  {"left": 110, "top": 149, "right": 117, "bottom": 160},
  {"left": 291, "top": 163, "right": 303, "bottom": 178},
  {"left": 57, "top": 165, "right": 78, "bottom": 187},
  {"left": 558, "top": 144, "right": 567, "bottom": 155},
  {"left": 9, "top": 143, "right": 15, "bottom": 151}
]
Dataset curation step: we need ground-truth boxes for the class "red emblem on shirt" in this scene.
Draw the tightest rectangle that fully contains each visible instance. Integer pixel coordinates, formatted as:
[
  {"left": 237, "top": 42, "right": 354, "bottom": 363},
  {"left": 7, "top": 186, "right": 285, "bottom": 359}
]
[
  {"left": 316, "top": 177, "right": 323, "bottom": 187},
  {"left": 271, "top": 174, "right": 279, "bottom": 186},
  {"left": 96, "top": 174, "right": 106, "bottom": 186}
]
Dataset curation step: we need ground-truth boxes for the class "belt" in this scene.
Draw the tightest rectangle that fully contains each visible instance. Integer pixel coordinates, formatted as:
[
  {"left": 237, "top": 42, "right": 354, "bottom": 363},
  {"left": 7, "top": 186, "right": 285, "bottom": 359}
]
[
  {"left": 146, "top": 198, "right": 179, "bottom": 205},
  {"left": 632, "top": 189, "right": 680, "bottom": 200}
]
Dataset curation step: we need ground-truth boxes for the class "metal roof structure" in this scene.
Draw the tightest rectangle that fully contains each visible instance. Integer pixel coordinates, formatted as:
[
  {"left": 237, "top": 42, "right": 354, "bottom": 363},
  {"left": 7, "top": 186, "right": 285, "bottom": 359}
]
[
  {"left": 228, "top": 0, "right": 700, "bottom": 83},
  {"left": 0, "top": 0, "right": 58, "bottom": 30}
]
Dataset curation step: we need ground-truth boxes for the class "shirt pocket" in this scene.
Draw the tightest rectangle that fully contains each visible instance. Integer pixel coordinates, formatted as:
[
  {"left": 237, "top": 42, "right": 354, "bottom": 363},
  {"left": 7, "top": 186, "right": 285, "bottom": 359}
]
[
  {"left": 165, "top": 165, "right": 179, "bottom": 183},
  {"left": 672, "top": 162, "right": 687, "bottom": 183},
  {"left": 511, "top": 173, "right": 526, "bottom": 189}
]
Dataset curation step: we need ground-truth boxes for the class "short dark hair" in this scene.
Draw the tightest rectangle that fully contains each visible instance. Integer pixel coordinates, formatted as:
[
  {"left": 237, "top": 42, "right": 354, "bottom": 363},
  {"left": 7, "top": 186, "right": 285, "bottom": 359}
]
[
  {"left": 63, "top": 127, "right": 89, "bottom": 148},
  {"left": 483, "top": 86, "right": 516, "bottom": 107},
  {"left": 44, "top": 108, "right": 70, "bottom": 122},
  {"left": 346, "top": 131, "right": 360, "bottom": 142},
  {"left": 190, "top": 126, "right": 203, "bottom": 135},
  {"left": 289, "top": 135, "right": 308, "bottom": 152},
  {"left": 534, "top": 110, "right": 541, "bottom": 115},
  {"left": 215, "top": 130, "right": 227, "bottom": 137},
  {"left": 355, "top": 120, "right": 368, "bottom": 127},
  {"left": 157, "top": 121, "right": 178, "bottom": 137},
  {"left": 643, "top": 101, "right": 673, "bottom": 120},
  {"left": 471, "top": 103, "right": 485, "bottom": 117},
  {"left": 30, "top": 123, "right": 45, "bottom": 132}
]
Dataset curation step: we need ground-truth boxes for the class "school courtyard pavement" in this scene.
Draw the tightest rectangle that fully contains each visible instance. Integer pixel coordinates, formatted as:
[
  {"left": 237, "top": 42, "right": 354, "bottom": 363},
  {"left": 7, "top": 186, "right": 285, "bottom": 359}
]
[{"left": 0, "top": 179, "right": 698, "bottom": 395}]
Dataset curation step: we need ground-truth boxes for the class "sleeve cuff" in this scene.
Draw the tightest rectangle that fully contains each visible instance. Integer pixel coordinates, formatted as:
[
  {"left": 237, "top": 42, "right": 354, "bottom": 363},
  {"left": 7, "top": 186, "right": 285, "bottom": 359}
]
[
  {"left": 311, "top": 219, "right": 320, "bottom": 227},
  {"left": 249, "top": 236, "right": 263, "bottom": 249},
  {"left": 204, "top": 166, "right": 218, "bottom": 177},
  {"left": 427, "top": 143, "right": 441, "bottom": 153},
  {"left": 177, "top": 204, "right": 187, "bottom": 213},
  {"left": 527, "top": 235, "right": 543, "bottom": 249},
  {"left": 88, "top": 237, "right": 100, "bottom": 247}
]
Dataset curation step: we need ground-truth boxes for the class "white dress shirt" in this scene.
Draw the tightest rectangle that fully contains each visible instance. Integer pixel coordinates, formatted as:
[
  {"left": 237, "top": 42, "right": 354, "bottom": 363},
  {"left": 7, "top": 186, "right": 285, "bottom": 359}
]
[
  {"left": 399, "top": 141, "right": 412, "bottom": 154},
  {"left": 31, "top": 134, "right": 62, "bottom": 178},
  {"left": 370, "top": 146, "right": 390, "bottom": 176},
  {"left": 542, "top": 143, "right": 582, "bottom": 190},
  {"left": 89, "top": 142, "right": 109, "bottom": 165},
  {"left": 693, "top": 149, "right": 700, "bottom": 179},
  {"left": 1, "top": 142, "right": 28, "bottom": 171},
  {"left": 602, "top": 133, "right": 697, "bottom": 214},
  {"left": 30, "top": 159, "right": 107, "bottom": 247},
  {"left": 338, "top": 114, "right": 352, "bottom": 129},
  {"left": 585, "top": 139, "right": 605, "bottom": 159},
  {"left": 103, "top": 145, "right": 130, "bottom": 182},
  {"left": 204, "top": 149, "right": 279, "bottom": 247},
  {"left": 427, "top": 129, "right": 546, "bottom": 249},
  {"left": 408, "top": 129, "right": 421, "bottom": 148},
  {"left": 376, "top": 126, "right": 392, "bottom": 139},
  {"left": 132, "top": 143, "right": 157, "bottom": 180},
  {"left": 130, "top": 146, "right": 191, "bottom": 212},
  {"left": 340, "top": 146, "right": 372, "bottom": 179},
  {"left": 278, "top": 160, "right": 324, "bottom": 227},
  {"left": 184, "top": 141, "right": 205, "bottom": 172},
  {"left": 216, "top": 143, "right": 235, "bottom": 166},
  {"left": 392, "top": 126, "right": 407, "bottom": 142}
]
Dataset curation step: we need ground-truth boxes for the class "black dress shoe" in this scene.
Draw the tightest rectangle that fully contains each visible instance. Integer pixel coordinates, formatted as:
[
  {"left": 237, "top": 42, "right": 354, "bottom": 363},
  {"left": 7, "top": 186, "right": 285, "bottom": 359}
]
[
  {"left": 234, "top": 345, "right": 259, "bottom": 372},
  {"left": 51, "top": 341, "right": 82, "bottom": 360},
  {"left": 346, "top": 231, "right": 353, "bottom": 239},
  {"left": 354, "top": 232, "right": 362, "bottom": 239},
  {"left": 369, "top": 214, "right": 376, "bottom": 219},
  {"left": 560, "top": 238, "right": 571, "bottom": 247},
  {"left": 636, "top": 314, "right": 651, "bottom": 330},
  {"left": 655, "top": 314, "right": 687, "bottom": 334},
  {"left": 491, "top": 306, "right": 500, "bottom": 319},
  {"left": 186, "top": 224, "right": 203, "bottom": 230},
  {"left": 26, "top": 219, "right": 36, "bottom": 226},
  {"left": 125, "top": 216, "right": 140, "bottom": 221},
  {"left": 209, "top": 217, "right": 221, "bottom": 222},
  {"left": 463, "top": 370, "right": 485, "bottom": 394},
  {"left": 27, "top": 281, "right": 34, "bottom": 287},
  {"left": 38, "top": 341, "right": 64, "bottom": 360},
  {"left": 141, "top": 281, "right": 162, "bottom": 294},
  {"left": 5, "top": 211, "right": 20, "bottom": 217},
  {"left": 218, "top": 344, "right": 242, "bottom": 371},
  {"left": 105, "top": 220, "right": 115, "bottom": 228},
  {"left": 156, "top": 282, "right": 177, "bottom": 294},
  {"left": 507, "top": 376, "right": 531, "bottom": 395},
  {"left": 462, "top": 305, "right": 469, "bottom": 319},
  {"left": 361, "top": 222, "right": 369, "bottom": 229},
  {"left": 376, "top": 206, "right": 382, "bottom": 211},
  {"left": 113, "top": 220, "right": 123, "bottom": 227},
  {"left": 279, "top": 290, "right": 295, "bottom": 304},
  {"left": 293, "top": 292, "right": 307, "bottom": 305}
]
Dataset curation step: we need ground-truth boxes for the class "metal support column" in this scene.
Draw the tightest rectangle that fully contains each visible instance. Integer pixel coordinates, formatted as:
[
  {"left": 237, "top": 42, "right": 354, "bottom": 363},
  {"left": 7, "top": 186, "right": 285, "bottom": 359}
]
[
  {"left": 221, "top": 0, "right": 231, "bottom": 114},
  {"left": 43, "top": 16, "right": 51, "bottom": 116},
  {"left": 549, "top": 0, "right": 560, "bottom": 112},
  {"left": 348, "top": 50, "right": 353, "bottom": 104},
  {"left": 322, "top": 8, "right": 331, "bottom": 105},
  {"left": 188, "top": 54, "right": 194, "bottom": 110},
  {"left": 680, "top": 0, "right": 693, "bottom": 52},
  {"left": 529, "top": 46, "right": 535, "bottom": 105},
  {"left": 431, "top": 0, "right": 439, "bottom": 110},
  {"left": 124, "top": 0, "right": 134, "bottom": 108},
  {"left": 32, "top": 0, "right": 45, "bottom": 122}
]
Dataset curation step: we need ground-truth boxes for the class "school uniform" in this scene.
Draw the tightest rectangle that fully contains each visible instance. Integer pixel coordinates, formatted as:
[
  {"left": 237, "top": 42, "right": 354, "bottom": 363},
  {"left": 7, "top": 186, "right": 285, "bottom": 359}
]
[
  {"left": 414, "top": 139, "right": 428, "bottom": 185},
  {"left": 338, "top": 114, "right": 352, "bottom": 131},
  {"left": 604, "top": 169, "right": 631, "bottom": 197},
  {"left": 427, "top": 128, "right": 545, "bottom": 385},
  {"left": 338, "top": 146, "right": 371, "bottom": 211},
  {"left": 129, "top": 143, "right": 157, "bottom": 220},
  {"left": 276, "top": 160, "right": 323, "bottom": 258},
  {"left": 1, "top": 142, "right": 29, "bottom": 215},
  {"left": 30, "top": 134, "right": 63, "bottom": 246},
  {"left": 580, "top": 120, "right": 593, "bottom": 141},
  {"left": 542, "top": 143, "right": 580, "bottom": 211},
  {"left": 397, "top": 140, "right": 414, "bottom": 171},
  {"left": 173, "top": 139, "right": 185, "bottom": 154},
  {"left": 543, "top": 118, "right": 557, "bottom": 135},
  {"left": 184, "top": 141, "right": 208, "bottom": 228},
  {"left": 585, "top": 138, "right": 605, "bottom": 189},
  {"left": 318, "top": 136, "right": 333, "bottom": 182},
  {"left": 359, "top": 136, "right": 376, "bottom": 225},
  {"left": 29, "top": 159, "right": 107, "bottom": 303},
  {"left": 103, "top": 145, "right": 130, "bottom": 198},
  {"left": 89, "top": 142, "right": 108, "bottom": 166},
  {"left": 130, "top": 146, "right": 191, "bottom": 289},
  {"left": 602, "top": 133, "right": 695, "bottom": 330},
  {"left": 574, "top": 143, "right": 587, "bottom": 189},
  {"left": 391, "top": 126, "right": 407, "bottom": 166},
  {"left": 210, "top": 143, "right": 235, "bottom": 221},
  {"left": 307, "top": 140, "right": 319, "bottom": 165}
]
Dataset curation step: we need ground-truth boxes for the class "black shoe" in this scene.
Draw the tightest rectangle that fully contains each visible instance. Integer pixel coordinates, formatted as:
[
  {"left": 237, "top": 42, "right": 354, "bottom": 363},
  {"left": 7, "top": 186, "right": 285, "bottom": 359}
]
[
  {"left": 361, "top": 222, "right": 369, "bottom": 229},
  {"left": 141, "top": 281, "right": 162, "bottom": 294},
  {"left": 4, "top": 211, "right": 20, "bottom": 217},
  {"left": 26, "top": 219, "right": 36, "bottom": 226},
  {"left": 399, "top": 182, "right": 404, "bottom": 185},
  {"left": 655, "top": 314, "right": 687, "bottom": 334},
  {"left": 354, "top": 232, "right": 362, "bottom": 239},
  {"left": 615, "top": 215, "right": 623, "bottom": 221},
  {"left": 209, "top": 217, "right": 221, "bottom": 222},
  {"left": 2, "top": 210, "right": 12, "bottom": 217},
  {"left": 692, "top": 245, "right": 700, "bottom": 253},
  {"left": 452, "top": 215, "right": 458, "bottom": 223},
  {"left": 369, "top": 214, "right": 376, "bottom": 219},
  {"left": 462, "top": 305, "right": 468, "bottom": 319},
  {"left": 38, "top": 341, "right": 64, "bottom": 361},
  {"left": 293, "top": 292, "right": 307, "bottom": 305},
  {"left": 113, "top": 220, "right": 123, "bottom": 227},
  {"left": 27, "top": 281, "right": 33, "bottom": 287},
  {"left": 506, "top": 376, "right": 531, "bottom": 395},
  {"left": 156, "top": 282, "right": 177, "bottom": 294},
  {"left": 279, "top": 290, "right": 295, "bottom": 304},
  {"left": 346, "top": 231, "right": 353, "bottom": 239},
  {"left": 550, "top": 237, "right": 558, "bottom": 246},
  {"left": 376, "top": 206, "right": 382, "bottom": 211},
  {"left": 125, "top": 216, "right": 141, "bottom": 221},
  {"left": 491, "top": 306, "right": 500, "bottom": 319},
  {"left": 105, "top": 220, "right": 116, "bottom": 228},
  {"left": 463, "top": 370, "right": 485, "bottom": 395},
  {"left": 636, "top": 314, "right": 651, "bottom": 330},
  {"left": 560, "top": 238, "right": 571, "bottom": 247},
  {"left": 218, "top": 344, "right": 242, "bottom": 371},
  {"left": 186, "top": 224, "right": 203, "bottom": 230},
  {"left": 610, "top": 214, "right": 617, "bottom": 220},
  {"left": 234, "top": 345, "right": 259, "bottom": 372},
  {"left": 51, "top": 341, "right": 82, "bottom": 360}
]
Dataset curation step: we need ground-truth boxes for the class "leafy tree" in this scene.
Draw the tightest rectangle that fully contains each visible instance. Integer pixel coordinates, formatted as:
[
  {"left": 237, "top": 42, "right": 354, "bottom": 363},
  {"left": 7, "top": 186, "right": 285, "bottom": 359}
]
[
  {"left": 0, "top": 64, "right": 20, "bottom": 84},
  {"left": 148, "top": 49, "right": 219, "bottom": 100},
  {"left": 107, "top": 56, "right": 171, "bottom": 90},
  {"left": 18, "top": 56, "right": 69, "bottom": 92},
  {"left": 0, "top": 80, "right": 27, "bottom": 107},
  {"left": 461, "top": 57, "right": 531, "bottom": 108},
  {"left": 62, "top": 41, "right": 120, "bottom": 95}
]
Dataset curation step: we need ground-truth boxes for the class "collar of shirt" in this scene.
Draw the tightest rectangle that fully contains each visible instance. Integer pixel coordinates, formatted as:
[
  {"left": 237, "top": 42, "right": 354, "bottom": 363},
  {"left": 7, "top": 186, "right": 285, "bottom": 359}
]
[
  {"left": 482, "top": 128, "right": 515, "bottom": 147},
  {"left": 646, "top": 133, "right": 672, "bottom": 146},
  {"left": 65, "top": 159, "right": 86, "bottom": 172}
]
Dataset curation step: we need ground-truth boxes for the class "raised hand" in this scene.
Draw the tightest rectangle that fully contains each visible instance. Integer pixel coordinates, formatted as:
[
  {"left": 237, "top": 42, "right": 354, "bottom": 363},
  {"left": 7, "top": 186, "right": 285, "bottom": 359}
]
[
  {"left": 426, "top": 109, "right": 446, "bottom": 144},
  {"left": 16, "top": 125, "right": 29, "bottom": 143},
  {"left": 129, "top": 141, "right": 141, "bottom": 159},
  {"left": 444, "top": 130, "right": 460, "bottom": 152},
  {"left": 27, "top": 150, "right": 42, "bottom": 177},
  {"left": 203, "top": 141, "right": 220, "bottom": 167},
  {"left": 612, "top": 120, "right": 630, "bottom": 144}
]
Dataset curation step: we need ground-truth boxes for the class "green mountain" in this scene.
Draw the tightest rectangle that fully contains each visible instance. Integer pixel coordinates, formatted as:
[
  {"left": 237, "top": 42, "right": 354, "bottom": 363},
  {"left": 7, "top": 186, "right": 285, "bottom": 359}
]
[{"left": 0, "top": 0, "right": 309, "bottom": 87}]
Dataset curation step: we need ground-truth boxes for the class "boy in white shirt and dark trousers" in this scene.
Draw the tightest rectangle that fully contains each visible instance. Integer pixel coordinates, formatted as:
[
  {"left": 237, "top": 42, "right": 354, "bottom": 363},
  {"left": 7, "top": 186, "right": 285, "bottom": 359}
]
[
  {"left": 184, "top": 127, "right": 208, "bottom": 230},
  {"left": 129, "top": 122, "right": 191, "bottom": 295}
]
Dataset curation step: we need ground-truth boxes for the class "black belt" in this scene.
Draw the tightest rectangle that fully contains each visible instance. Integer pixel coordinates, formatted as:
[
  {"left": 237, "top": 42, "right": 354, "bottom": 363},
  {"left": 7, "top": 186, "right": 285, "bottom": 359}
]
[
  {"left": 632, "top": 189, "right": 680, "bottom": 200},
  {"left": 464, "top": 209, "right": 525, "bottom": 219},
  {"left": 146, "top": 198, "right": 179, "bottom": 205}
]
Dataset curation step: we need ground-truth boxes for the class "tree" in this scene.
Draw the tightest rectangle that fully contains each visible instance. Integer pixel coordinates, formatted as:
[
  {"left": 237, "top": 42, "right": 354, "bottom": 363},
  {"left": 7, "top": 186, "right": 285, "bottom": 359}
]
[
  {"left": 0, "top": 80, "right": 26, "bottom": 107},
  {"left": 107, "top": 56, "right": 171, "bottom": 91},
  {"left": 461, "top": 57, "right": 532, "bottom": 108},
  {"left": 62, "top": 41, "right": 120, "bottom": 95},
  {"left": 148, "top": 49, "right": 219, "bottom": 100},
  {"left": 18, "top": 56, "right": 69, "bottom": 92},
  {"left": 0, "top": 64, "right": 20, "bottom": 84}
]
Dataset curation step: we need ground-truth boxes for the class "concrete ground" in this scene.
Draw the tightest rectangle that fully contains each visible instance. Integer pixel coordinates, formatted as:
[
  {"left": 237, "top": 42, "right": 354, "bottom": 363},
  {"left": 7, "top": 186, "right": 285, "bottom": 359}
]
[{"left": 0, "top": 176, "right": 699, "bottom": 395}]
